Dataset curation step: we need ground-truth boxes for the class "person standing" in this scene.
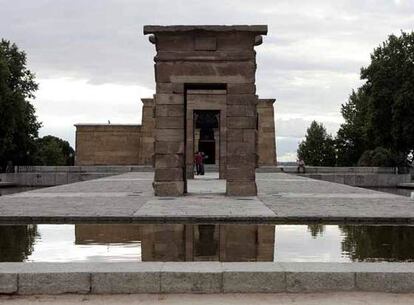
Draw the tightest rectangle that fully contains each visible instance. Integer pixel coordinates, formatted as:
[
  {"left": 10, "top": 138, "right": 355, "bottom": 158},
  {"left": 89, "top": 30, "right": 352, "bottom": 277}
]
[
  {"left": 194, "top": 151, "right": 202, "bottom": 175},
  {"left": 297, "top": 158, "right": 306, "bottom": 173},
  {"left": 200, "top": 152, "right": 205, "bottom": 175}
]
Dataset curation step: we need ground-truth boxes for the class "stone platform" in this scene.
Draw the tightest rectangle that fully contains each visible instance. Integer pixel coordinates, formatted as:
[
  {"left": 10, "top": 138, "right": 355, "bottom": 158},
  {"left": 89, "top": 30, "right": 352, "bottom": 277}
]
[
  {"left": 3, "top": 293, "right": 414, "bottom": 305},
  {"left": 2, "top": 262, "right": 414, "bottom": 294},
  {"left": 0, "top": 172, "right": 413, "bottom": 224}
]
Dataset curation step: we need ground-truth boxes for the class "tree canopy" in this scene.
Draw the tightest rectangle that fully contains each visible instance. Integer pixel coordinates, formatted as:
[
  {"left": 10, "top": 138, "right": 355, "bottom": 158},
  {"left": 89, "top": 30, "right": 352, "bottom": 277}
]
[
  {"left": 33, "top": 135, "right": 75, "bottom": 166},
  {"left": 0, "top": 40, "right": 75, "bottom": 170},
  {"left": 297, "top": 121, "right": 336, "bottom": 166},
  {"left": 0, "top": 39, "right": 41, "bottom": 170},
  {"left": 336, "top": 31, "right": 414, "bottom": 166}
]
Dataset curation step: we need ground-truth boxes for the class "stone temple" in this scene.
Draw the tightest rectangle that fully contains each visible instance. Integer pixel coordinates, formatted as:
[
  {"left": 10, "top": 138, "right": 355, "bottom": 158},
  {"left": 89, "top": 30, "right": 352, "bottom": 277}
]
[{"left": 75, "top": 25, "right": 277, "bottom": 196}]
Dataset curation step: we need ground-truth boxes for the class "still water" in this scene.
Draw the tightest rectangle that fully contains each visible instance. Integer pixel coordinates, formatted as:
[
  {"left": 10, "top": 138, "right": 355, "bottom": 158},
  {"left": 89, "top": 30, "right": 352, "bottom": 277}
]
[
  {"left": 0, "top": 187, "right": 41, "bottom": 196},
  {"left": 1, "top": 224, "right": 414, "bottom": 263}
]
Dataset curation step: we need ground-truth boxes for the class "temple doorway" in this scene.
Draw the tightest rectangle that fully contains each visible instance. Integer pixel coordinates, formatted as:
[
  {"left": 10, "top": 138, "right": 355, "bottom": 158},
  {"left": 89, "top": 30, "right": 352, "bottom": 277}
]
[
  {"left": 194, "top": 110, "right": 219, "bottom": 165},
  {"left": 184, "top": 88, "right": 227, "bottom": 194}
]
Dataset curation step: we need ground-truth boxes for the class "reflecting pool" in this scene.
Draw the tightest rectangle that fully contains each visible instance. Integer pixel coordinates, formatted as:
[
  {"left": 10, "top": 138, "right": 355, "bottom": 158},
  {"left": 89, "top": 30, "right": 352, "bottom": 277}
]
[{"left": 1, "top": 224, "right": 414, "bottom": 263}]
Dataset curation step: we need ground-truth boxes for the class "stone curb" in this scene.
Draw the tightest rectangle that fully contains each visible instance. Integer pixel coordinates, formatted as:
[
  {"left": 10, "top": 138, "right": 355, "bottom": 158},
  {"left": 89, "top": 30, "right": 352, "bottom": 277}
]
[
  {"left": 2, "top": 262, "right": 414, "bottom": 294},
  {"left": 2, "top": 216, "right": 414, "bottom": 225}
]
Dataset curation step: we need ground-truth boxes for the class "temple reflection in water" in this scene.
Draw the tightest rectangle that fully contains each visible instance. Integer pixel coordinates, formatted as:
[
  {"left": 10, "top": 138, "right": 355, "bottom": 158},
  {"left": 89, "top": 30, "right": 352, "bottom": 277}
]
[{"left": 75, "top": 224, "right": 275, "bottom": 262}]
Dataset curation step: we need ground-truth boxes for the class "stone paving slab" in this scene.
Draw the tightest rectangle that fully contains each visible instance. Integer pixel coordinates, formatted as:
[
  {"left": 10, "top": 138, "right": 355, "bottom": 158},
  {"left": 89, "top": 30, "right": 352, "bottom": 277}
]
[
  {"left": 4, "top": 292, "right": 414, "bottom": 305},
  {"left": 0, "top": 172, "right": 413, "bottom": 223},
  {"left": 3, "top": 262, "right": 414, "bottom": 294},
  {"left": 135, "top": 195, "right": 275, "bottom": 218}
]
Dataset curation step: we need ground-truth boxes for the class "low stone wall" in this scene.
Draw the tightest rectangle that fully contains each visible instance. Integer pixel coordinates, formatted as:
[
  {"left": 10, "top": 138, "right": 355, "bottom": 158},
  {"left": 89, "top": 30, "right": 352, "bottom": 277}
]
[
  {"left": 0, "top": 166, "right": 153, "bottom": 186},
  {"left": 300, "top": 173, "right": 411, "bottom": 187},
  {"left": 282, "top": 166, "right": 398, "bottom": 174},
  {"left": 1, "top": 262, "right": 414, "bottom": 294},
  {"left": 257, "top": 166, "right": 411, "bottom": 187},
  {"left": 14, "top": 165, "right": 153, "bottom": 173},
  {"left": 1, "top": 165, "right": 410, "bottom": 187}
]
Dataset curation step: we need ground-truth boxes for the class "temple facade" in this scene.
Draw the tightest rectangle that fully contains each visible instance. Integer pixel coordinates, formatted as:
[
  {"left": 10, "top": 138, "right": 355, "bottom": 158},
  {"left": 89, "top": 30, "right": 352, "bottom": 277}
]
[
  {"left": 75, "top": 25, "right": 277, "bottom": 196},
  {"left": 75, "top": 96, "right": 276, "bottom": 167}
]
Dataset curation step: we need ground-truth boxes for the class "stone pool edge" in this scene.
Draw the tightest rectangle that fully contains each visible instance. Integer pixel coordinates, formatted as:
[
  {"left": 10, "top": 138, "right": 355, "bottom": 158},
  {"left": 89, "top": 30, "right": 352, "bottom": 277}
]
[
  {"left": 2, "top": 216, "right": 414, "bottom": 225},
  {"left": 1, "top": 262, "right": 414, "bottom": 294}
]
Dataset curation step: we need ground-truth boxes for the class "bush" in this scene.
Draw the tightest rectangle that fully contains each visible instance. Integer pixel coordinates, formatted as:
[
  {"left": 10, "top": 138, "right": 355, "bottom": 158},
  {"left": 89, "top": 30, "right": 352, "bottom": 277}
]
[{"left": 357, "top": 147, "right": 395, "bottom": 167}]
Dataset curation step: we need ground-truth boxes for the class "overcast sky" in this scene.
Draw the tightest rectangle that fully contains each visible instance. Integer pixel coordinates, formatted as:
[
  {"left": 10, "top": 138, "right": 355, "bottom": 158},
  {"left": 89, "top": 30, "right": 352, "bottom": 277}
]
[{"left": 1, "top": 0, "right": 413, "bottom": 161}]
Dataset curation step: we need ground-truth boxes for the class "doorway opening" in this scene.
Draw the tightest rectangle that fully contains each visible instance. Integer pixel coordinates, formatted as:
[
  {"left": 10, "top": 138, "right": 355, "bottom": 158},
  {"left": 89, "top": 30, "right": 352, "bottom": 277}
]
[
  {"left": 194, "top": 110, "right": 219, "bottom": 165},
  {"left": 184, "top": 85, "right": 227, "bottom": 194}
]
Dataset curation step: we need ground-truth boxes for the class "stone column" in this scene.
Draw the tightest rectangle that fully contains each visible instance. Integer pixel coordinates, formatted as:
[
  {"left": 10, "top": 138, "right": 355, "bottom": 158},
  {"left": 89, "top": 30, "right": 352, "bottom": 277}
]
[
  {"left": 226, "top": 92, "right": 258, "bottom": 196},
  {"left": 153, "top": 90, "right": 185, "bottom": 196},
  {"left": 257, "top": 99, "right": 277, "bottom": 166},
  {"left": 139, "top": 98, "right": 155, "bottom": 165}
]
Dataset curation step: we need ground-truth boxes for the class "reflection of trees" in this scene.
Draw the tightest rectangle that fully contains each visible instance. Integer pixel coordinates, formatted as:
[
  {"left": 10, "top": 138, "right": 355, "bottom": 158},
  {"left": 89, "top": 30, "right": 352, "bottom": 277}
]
[
  {"left": 340, "top": 226, "right": 414, "bottom": 262},
  {"left": 0, "top": 225, "right": 37, "bottom": 262},
  {"left": 307, "top": 224, "right": 325, "bottom": 238}
]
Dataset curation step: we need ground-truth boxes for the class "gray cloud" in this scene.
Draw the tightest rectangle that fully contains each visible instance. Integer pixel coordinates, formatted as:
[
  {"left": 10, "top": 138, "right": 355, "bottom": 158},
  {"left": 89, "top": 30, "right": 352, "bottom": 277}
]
[{"left": 1, "top": 0, "right": 413, "bottom": 160}]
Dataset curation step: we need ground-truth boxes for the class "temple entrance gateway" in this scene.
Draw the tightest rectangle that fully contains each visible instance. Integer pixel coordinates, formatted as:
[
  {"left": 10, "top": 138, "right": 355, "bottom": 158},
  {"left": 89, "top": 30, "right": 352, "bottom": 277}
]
[
  {"left": 74, "top": 26, "right": 277, "bottom": 175},
  {"left": 195, "top": 110, "right": 219, "bottom": 165},
  {"left": 146, "top": 25, "right": 270, "bottom": 196},
  {"left": 185, "top": 88, "right": 227, "bottom": 181}
]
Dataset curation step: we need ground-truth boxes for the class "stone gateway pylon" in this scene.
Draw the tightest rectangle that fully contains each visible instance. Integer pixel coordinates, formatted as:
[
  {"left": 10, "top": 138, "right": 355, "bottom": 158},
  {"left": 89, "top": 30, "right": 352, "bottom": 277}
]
[{"left": 144, "top": 25, "right": 270, "bottom": 196}]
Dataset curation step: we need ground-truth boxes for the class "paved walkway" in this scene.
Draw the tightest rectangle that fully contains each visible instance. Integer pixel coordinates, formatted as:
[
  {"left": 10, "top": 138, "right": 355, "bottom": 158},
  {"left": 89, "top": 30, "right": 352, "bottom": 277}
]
[
  {"left": 2, "top": 292, "right": 414, "bottom": 305},
  {"left": 0, "top": 172, "right": 413, "bottom": 223}
]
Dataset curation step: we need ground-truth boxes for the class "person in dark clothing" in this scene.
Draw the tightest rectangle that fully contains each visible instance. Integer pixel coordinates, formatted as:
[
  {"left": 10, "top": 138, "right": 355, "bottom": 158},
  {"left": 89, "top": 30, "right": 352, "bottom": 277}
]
[
  {"left": 195, "top": 151, "right": 203, "bottom": 175},
  {"left": 199, "top": 152, "right": 205, "bottom": 175},
  {"left": 297, "top": 158, "right": 306, "bottom": 173}
]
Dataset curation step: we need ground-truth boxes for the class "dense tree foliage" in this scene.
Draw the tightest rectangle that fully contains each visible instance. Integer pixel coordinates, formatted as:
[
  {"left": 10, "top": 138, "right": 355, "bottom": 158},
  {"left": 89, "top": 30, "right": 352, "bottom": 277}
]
[
  {"left": 335, "top": 88, "right": 369, "bottom": 166},
  {"left": 297, "top": 121, "right": 336, "bottom": 166},
  {"left": 357, "top": 147, "right": 394, "bottom": 167},
  {"left": 307, "top": 224, "right": 325, "bottom": 238},
  {"left": 0, "top": 39, "right": 41, "bottom": 170},
  {"left": 0, "top": 40, "right": 75, "bottom": 170},
  {"left": 336, "top": 31, "right": 414, "bottom": 166},
  {"left": 0, "top": 225, "right": 37, "bottom": 262},
  {"left": 340, "top": 225, "right": 414, "bottom": 262},
  {"left": 33, "top": 135, "right": 75, "bottom": 166}
]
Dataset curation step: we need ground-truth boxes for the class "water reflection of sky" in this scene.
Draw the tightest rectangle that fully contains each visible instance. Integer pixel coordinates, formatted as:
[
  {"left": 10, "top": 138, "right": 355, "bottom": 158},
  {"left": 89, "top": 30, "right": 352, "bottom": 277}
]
[
  {"left": 27, "top": 225, "right": 142, "bottom": 262},
  {"left": 3, "top": 224, "right": 413, "bottom": 263},
  {"left": 26, "top": 225, "right": 349, "bottom": 263},
  {"left": 274, "top": 225, "right": 349, "bottom": 262}
]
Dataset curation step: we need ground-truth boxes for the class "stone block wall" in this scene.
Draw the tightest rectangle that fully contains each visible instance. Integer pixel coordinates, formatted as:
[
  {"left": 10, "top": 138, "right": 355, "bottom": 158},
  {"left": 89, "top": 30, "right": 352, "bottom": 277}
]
[
  {"left": 74, "top": 25, "right": 277, "bottom": 197},
  {"left": 145, "top": 25, "right": 268, "bottom": 196},
  {"left": 226, "top": 94, "right": 258, "bottom": 196},
  {"left": 257, "top": 99, "right": 277, "bottom": 166},
  {"left": 152, "top": 90, "right": 186, "bottom": 196},
  {"left": 74, "top": 98, "right": 277, "bottom": 169},
  {"left": 75, "top": 125, "right": 141, "bottom": 165},
  {"left": 139, "top": 98, "right": 155, "bottom": 165}
]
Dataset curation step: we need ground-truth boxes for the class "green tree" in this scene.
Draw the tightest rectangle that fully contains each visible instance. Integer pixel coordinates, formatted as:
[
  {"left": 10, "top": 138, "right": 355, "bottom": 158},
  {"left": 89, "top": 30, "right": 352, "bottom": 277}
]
[
  {"left": 362, "top": 31, "right": 414, "bottom": 156},
  {"left": 307, "top": 224, "right": 325, "bottom": 238},
  {"left": 340, "top": 225, "right": 414, "bottom": 262},
  {"left": 336, "top": 31, "right": 414, "bottom": 165},
  {"left": 297, "top": 121, "right": 336, "bottom": 166},
  {"left": 336, "top": 87, "right": 369, "bottom": 165},
  {"left": 0, "top": 225, "right": 38, "bottom": 262},
  {"left": 0, "top": 39, "right": 41, "bottom": 170},
  {"left": 357, "top": 147, "right": 395, "bottom": 167},
  {"left": 34, "top": 135, "right": 75, "bottom": 166}
]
